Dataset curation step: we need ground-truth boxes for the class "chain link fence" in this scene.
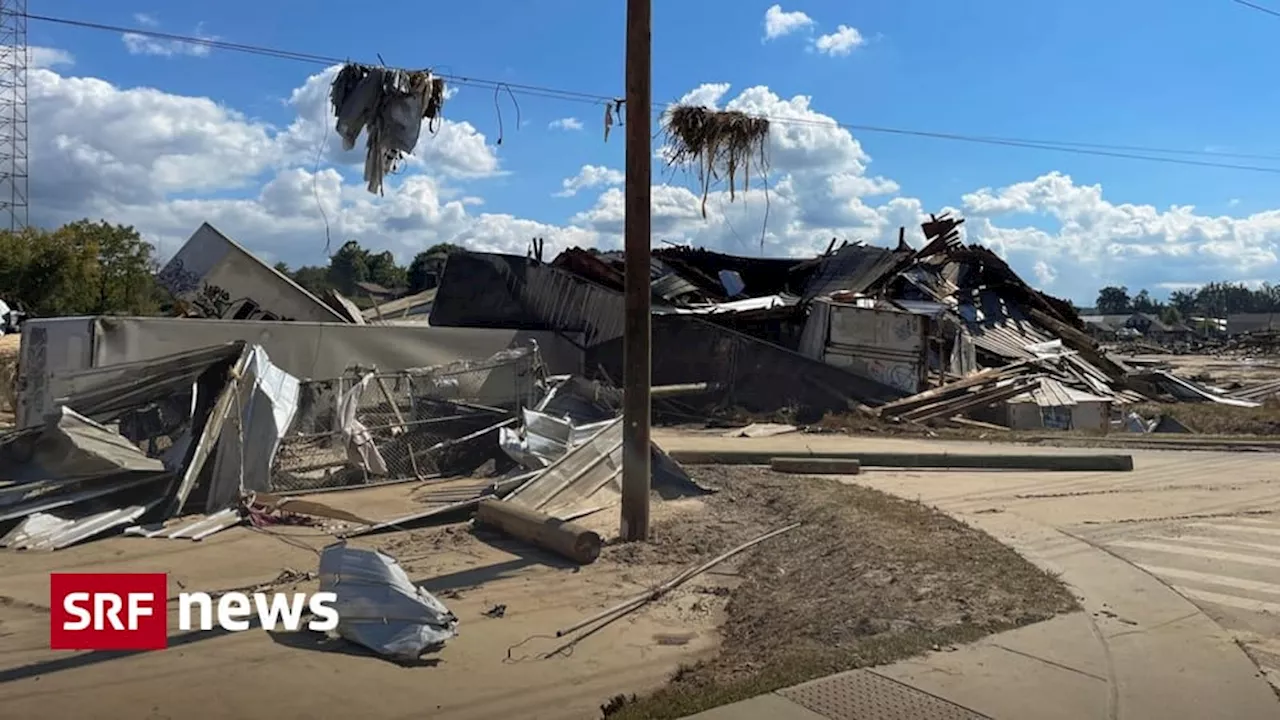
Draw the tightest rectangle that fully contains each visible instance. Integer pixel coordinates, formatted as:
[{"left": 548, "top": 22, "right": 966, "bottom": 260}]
[{"left": 270, "top": 346, "right": 546, "bottom": 493}]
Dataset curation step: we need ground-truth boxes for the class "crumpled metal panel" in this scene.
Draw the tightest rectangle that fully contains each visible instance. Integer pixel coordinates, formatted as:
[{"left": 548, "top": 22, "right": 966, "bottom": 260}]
[
  {"left": 318, "top": 542, "right": 459, "bottom": 661},
  {"left": 1, "top": 501, "right": 158, "bottom": 551},
  {"left": 0, "top": 406, "right": 165, "bottom": 484},
  {"left": 504, "top": 417, "right": 623, "bottom": 518}
]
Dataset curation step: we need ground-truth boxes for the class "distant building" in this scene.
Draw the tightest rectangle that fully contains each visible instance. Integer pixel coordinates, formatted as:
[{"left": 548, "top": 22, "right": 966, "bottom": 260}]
[
  {"left": 1079, "top": 312, "right": 1191, "bottom": 342},
  {"left": 1226, "top": 312, "right": 1280, "bottom": 336}
]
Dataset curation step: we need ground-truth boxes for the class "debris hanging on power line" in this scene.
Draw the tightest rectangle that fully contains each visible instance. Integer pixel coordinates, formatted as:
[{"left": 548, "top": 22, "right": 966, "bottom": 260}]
[
  {"left": 330, "top": 64, "right": 448, "bottom": 195},
  {"left": 663, "top": 105, "right": 770, "bottom": 218}
]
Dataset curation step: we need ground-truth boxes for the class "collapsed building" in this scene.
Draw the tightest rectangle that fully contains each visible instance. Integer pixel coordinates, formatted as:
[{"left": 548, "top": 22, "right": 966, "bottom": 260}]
[{"left": 3, "top": 212, "right": 1275, "bottom": 555}]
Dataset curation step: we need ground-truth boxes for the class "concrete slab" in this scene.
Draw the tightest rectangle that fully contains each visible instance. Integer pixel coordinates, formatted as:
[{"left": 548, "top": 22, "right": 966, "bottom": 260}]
[
  {"left": 873, "top": 614, "right": 1109, "bottom": 720},
  {"left": 680, "top": 693, "right": 829, "bottom": 720},
  {"left": 665, "top": 433, "right": 1280, "bottom": 719}
]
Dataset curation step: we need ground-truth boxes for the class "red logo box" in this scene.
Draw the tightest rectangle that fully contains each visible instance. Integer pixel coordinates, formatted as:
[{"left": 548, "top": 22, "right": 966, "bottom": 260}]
[{"left": 49, "top": 573, "right": 168, "bottom": 650}]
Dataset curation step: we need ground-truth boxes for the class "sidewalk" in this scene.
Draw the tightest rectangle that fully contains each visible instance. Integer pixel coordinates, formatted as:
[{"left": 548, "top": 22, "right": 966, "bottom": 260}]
[{"left": 671, "top": 432, "right": 1280, "bottom": 719}]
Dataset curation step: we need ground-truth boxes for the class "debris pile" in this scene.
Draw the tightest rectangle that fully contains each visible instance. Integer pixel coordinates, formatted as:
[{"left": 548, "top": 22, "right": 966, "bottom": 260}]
[
  {"left": 1, "top": 342, "right": 299, "bottom": 550},
  {"left": 425, "top": 214, "right": 1168, "bottom": 432},
  {"left": 331, "top": 64, "right": 448, "bottom": 195}
]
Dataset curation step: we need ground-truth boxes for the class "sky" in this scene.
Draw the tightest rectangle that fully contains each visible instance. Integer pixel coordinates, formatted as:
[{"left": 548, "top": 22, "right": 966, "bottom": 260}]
[{"left": 20, "top": 0, "right": 1280, "bottom": 305}]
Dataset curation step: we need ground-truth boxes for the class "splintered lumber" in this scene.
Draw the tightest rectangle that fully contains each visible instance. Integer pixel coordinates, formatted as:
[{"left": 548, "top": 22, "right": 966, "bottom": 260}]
[
  {"left": 770, "top": 457, "right": 861, "bottom": 475},
  {"left": 877, "top": 362, "right": 1039, "bottom": 418},
  {"left": 902, "top": 378, "right": 1042, "bottom": 423},
  {"left": 476, "top": 499, "right": 603, "bottom": 565}
]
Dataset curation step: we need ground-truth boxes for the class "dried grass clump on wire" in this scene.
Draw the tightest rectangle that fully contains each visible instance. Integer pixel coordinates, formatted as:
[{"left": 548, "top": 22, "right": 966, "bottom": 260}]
[{"left": 664, "top": 105, "right": 770, "bottom": 219}]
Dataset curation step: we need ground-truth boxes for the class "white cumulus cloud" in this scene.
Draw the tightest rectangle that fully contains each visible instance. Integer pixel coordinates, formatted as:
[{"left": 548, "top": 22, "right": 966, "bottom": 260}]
[
  {"left": 121, "top": 19, "right": 217, "bottom": 58},
  {"left": 18, "top": 47, "right": 1279, "bottom": 304},
  {"left": 814, "top": 25, "right": 865, "bottom": 56},
  {"left": 548, "top": 117, "right": 584, "bottom": 131},
  {"left": 555, "top": 165, "right": 624, "bottom": 198},
  {"left": 763, "top": 5, "right": 815, "bottom": 40},
  {"left": 30, "top": 47, "right": 74, "bottom": 69}
]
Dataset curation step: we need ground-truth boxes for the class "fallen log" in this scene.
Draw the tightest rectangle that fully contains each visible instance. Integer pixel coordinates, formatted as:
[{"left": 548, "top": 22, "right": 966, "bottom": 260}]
[{"left": 476, "top": 499, "right": 603, "bottom": 564}]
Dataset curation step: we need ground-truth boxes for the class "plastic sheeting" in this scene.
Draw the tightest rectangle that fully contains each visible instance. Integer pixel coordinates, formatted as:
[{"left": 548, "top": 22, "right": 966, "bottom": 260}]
[{"left": 318, "top": 542, "right": 459, "bottom": 661}]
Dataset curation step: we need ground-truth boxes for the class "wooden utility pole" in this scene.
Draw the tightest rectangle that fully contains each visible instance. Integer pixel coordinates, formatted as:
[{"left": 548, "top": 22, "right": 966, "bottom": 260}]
[{"left": 621, "top": 0, "right": 652, "bottom": 542}]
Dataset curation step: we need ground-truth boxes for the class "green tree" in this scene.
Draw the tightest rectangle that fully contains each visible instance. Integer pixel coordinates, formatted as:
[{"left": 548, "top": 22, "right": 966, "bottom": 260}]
[
  {"left": 1131, "top": 289, "right": 1160, "bottom": 313},
  {"left": 1095, "top": 286, "right": 1131, "bottom": 314},
  {"left": 0, "top": 220, "right": 161, "bottom": 317},
  {"left": 70, "top": 220, "right": 160, "bottom": 315},
  {"left": 407, "top": 243, "right": 464, "bottom": 292},
  {"left": 326, "top": 240, "right": 370, "bottom": 295},
  {"left": 366, "top": 250, "right": 406, "bottom": 290},
  {"left": 1168, "top": 289, "right": 1197, "bottom": 316},
  {"left": 289, "top": 265, "right": 332, "bottom": 296}
]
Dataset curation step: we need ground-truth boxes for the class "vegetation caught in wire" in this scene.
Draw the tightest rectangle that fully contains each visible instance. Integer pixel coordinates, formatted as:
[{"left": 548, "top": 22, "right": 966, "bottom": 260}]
[{"left": 663, "top": 105, "right": 770, "bottom": 219}]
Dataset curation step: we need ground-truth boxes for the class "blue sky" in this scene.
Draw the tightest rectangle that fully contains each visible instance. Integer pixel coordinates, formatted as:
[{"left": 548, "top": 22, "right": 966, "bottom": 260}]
[{"left": 23, "top": 0, "right": 1280, "bottom": 304}]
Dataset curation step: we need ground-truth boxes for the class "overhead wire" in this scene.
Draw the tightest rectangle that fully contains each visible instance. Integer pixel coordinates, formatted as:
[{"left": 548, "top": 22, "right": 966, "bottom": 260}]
[
  {"left": 1231, "top": 0, "right": 1280, "bottom": 19},
  {"left": 23, "top": 10, "right": 1280, "bottom": 173},
  {"left": 21, "top": 12, "right": 618, "bottom": 105}
]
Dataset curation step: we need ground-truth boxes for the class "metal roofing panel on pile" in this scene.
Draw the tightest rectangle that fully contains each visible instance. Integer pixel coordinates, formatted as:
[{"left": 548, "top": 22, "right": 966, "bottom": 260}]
[
  {"left": 887, "top": 299, "right": 950, "bottom": 317},
  {"left": 1032, "top": 378, "right": 1078, "bottom": 407},
  {"left": 802, "top": 246, "right": 907, "bottom": 300},
  {"left": 968, "top": 320, "right": 1055, "bottom": 360}
]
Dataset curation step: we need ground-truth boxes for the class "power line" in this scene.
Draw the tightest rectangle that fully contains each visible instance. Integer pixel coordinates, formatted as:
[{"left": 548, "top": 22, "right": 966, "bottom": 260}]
[
  {"left": 24, "top": 10, "right": 1280, "bottom": 173},
  {"left": 1232, "top": 0, "right": 1280, "bottom": 18},
  {"left": 744, "top": 113, "right": 1280, "bottom": 174},
  {"left": 21, "top": 12, "right": 619, "bottom": 105}
]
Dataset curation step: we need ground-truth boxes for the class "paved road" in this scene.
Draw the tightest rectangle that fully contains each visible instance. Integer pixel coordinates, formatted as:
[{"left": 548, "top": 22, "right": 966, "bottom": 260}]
[
  {"left": 655, "top": 430, "right": 1280, "bottom": 692},
  {"left": 1083, "top": 515, "right": 1280, "bottom": 687}
]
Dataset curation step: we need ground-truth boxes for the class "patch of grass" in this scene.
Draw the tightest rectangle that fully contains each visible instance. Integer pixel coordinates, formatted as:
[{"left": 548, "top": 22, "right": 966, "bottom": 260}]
[
  {"left": 1134, "top": 399, "right": 1280, "bottom": 436},
  {"left": 602, "top": 468, "right": 1078, "bottom": 720}
]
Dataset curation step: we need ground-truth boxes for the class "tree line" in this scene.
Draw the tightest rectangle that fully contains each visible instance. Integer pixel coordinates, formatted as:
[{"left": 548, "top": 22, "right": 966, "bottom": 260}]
[
  {"left": 0, "top": 222, "right": 465, "bottom": 318},
  {"left": 2, "top": 219, "right": 1276, "bottom": 323},
  {"left": 273, "top": 240, "right": 463, "bottom": 301},
  {"left": 1094, "top": 283, "right": 1280, "bottom": 323}
]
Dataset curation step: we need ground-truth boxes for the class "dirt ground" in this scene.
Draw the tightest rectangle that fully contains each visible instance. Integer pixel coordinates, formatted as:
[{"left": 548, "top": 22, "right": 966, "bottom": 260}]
[
  {"left": 0, "top": 465, "right": 1077, "bottom": 720},
  {"left": 603, "top": 466, "right": 1079, "bottom": 720},
  {"left": 1119, "top": 352, "right": 1280, "bottom": 387},
  {"left": 0, "top": 484, "right": 735, "bottom": 720}
]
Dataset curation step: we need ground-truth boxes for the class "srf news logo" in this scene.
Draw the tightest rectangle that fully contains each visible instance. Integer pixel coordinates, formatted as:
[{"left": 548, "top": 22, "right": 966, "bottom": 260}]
[{"left": 49, "top": 573, "right": 339, "bottom": 650}]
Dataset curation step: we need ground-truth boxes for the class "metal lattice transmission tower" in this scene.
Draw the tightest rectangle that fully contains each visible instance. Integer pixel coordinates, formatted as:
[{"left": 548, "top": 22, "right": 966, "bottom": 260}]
[{"left": 0, "top": 0, "right": 27, "bottom": 232}]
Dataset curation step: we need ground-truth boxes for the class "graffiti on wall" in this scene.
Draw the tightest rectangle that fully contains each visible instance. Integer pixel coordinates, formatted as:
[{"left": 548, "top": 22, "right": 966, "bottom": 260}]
[
  {"left": 157, "top": 258, "right": 204, "bottom": 297},
  {"left": 851, "top": 358, "right": 919, "bottom": 394}
]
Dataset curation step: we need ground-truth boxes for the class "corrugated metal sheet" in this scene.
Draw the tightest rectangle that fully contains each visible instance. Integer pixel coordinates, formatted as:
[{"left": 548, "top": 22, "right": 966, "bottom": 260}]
[
  {"left": 1010, "top": 378, "right": 1112, "bottom": 407},
  {"left": 2, "top": 501, "right": 158, "bottom": 550},
  {"left": 124, "top": 507, "right": 243, "bottom": 540},
  {"left": 802, "top": 245, "right": 911, "bottom": 300},
  {"left": 886, "top": 299, "right": 949, "bottom": 317},
  {"left": 429, "top": 253, "right": 625, "bottom": 346},
  {"left": 967, "top": 320, "right": 1055, "bottom": 361}
]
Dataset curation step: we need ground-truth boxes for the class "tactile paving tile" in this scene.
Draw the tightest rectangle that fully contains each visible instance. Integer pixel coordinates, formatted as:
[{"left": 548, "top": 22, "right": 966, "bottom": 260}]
[{"left": 776, "top": 669, "right": 991, "bottom": 720}]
